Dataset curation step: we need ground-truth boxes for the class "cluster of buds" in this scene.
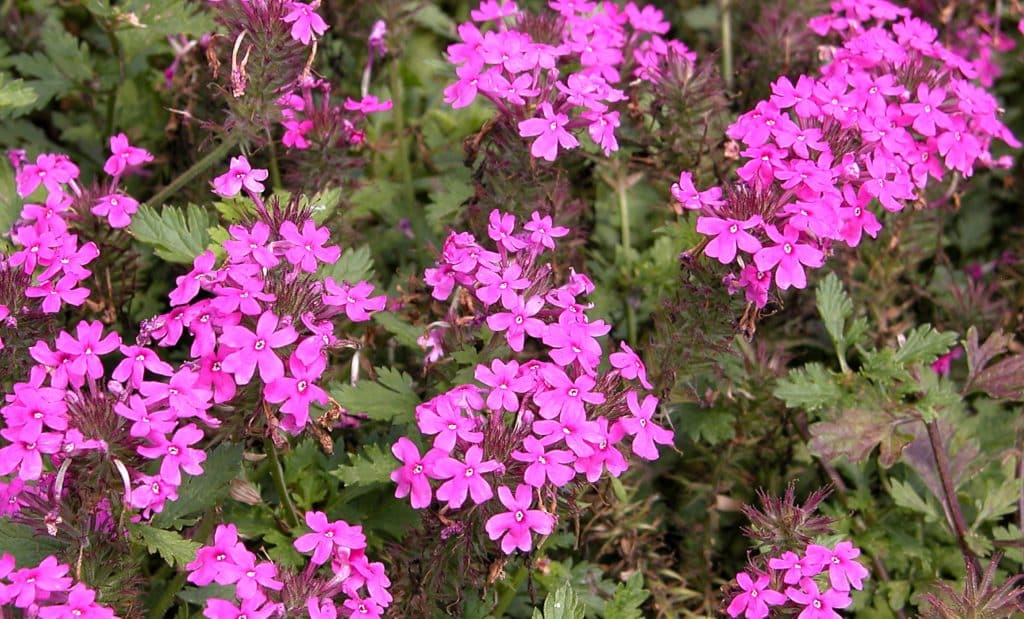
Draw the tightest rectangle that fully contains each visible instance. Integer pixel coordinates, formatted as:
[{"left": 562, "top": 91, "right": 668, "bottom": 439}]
[{"left": 391, "top": 209, "right": 673, "bottom": 554}]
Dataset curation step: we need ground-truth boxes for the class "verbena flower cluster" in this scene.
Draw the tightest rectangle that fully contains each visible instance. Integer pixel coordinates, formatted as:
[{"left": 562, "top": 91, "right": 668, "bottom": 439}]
[
  {"left": 0, "top": 553, "right": 117, "bottom": 618},
  {"left": 674, "top": 0, "right": 1019, "bottom": 307},
  {"left": 445, "top": 0, "right": 696, "bottom": 160},
  {"left": 186, "top": 516, "right": 391, "bottom": 619},
  {"left": 391, "top": 209, "right": 673, "bottom": 553},
  {"left": 727, "top": 542, "right": 869, "bottom": 619}
]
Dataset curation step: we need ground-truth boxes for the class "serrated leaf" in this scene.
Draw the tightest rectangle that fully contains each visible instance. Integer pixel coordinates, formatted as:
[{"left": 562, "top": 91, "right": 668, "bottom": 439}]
[
  {"left": 373, "top": 311, "right": 424, "bottom": 349},
  {"left": 773, "top": 363, "right": 842, "bottom": 412},
  {"left": 0, "top": 73, "right": 38, "bottom": 114},
  {"left": 0, "top": 521, "right": 63, "bottom": 566},
  {"left": 425, "top": 171, "right": 473, "bottom": 233},
  {"left": 888, "top": 478, "right": 940, "bottom": 522},
  {"left": 540, "top": 582, "right": 585, "bottom": 619},
  {"left": 893, "top": 325, "right": 957, "bottom": 365},
  {"left": 603, "top": 572, "right": 649, "bottom": 619},
  {"left": 964, "top": 327, "right": 1024, "bottom": 400},
  {"left": 808, "top": 409, "right": 918, "bottom": 466},
  {"left": 675, "top": 404, "right": 735, "bottom": 445},
  {"left": 129, "top": 523, "right": 200, "bottom": 567},
  {"left": 152, "top": 443, "right": 244, "bottom": 529},
  {"left": 330, "top": 367, "right": 419, "bottom": 423},
  {"left": 816, "top": 273, "right": 854, "bottom": 365},
  {"left": 131, "top": 203, "right": 211, "bottom": 263},
  {"left": 319, "top": 244, "right": 375, "bottom": 283},
  {"left": 332, "top": 443, "right": 396, "bottom": 501},
  {"left": 0, "top": 161, "right": 22, "bottom": 233}
]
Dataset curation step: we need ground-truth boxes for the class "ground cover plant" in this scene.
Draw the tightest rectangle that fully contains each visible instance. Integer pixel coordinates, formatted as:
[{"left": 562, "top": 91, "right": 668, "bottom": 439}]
[{"left": 1, "top": 0, "right": 1023, "bottom": 616}]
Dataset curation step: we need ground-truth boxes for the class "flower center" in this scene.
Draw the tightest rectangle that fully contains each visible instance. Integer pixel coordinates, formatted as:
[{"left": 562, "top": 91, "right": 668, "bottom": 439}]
[
  {"left": 568, "top": 388, "right": 578, "bottom": 397},
  {"left": 413, "top": 464, "right": 423, "bottom": 474},
  {"left": 783, "top": 243, "right": 793, "bottom": 254},
  {"left": 729, "top": 224, "right": 738, "bottom": 233},
  {"left": 464, "top": 468, "right": 474, "bottom": 477},
  {"left": 514, "top": 510, "right": 525, "bottom": 522},
  {"left": 254, "top": 339, "right": 266, "bottom": 351},
  {"left": 813, "top": 600, "right": 822, "bottom": 609},
  {"left": 168, "top": 446, "right": 179, "bottom": 456}
]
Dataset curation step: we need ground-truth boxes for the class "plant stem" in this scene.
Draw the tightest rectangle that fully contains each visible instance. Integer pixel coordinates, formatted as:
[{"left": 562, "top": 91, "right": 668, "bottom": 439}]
[
  {"left": 145, "top": 136, "right": 242, "bottom": 208},
  {"left": 720, "top": 0, "right": 734, "bottom": 92},
  {"left": 266, "top": 440, "right": 300, "bottom": 530},
  {"left": 926, "top": 419, "right": 981, "bottom": 575},
  {"left": 389, "top": 60, "right": 414, "bottom": 208},
  {"left": 613, "top": 165, "right": 637, "bottom": 345}
]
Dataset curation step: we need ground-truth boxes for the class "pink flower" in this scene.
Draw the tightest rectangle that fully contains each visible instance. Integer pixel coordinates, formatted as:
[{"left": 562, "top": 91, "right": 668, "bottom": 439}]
[
  {"left": 390, "top": 438, "right": 441, "bottom": 508},
  {"left": 475, "top": 359, "right": 535, "bottom": 413},
  {"left": 37, "top": 583, "right": 115, "bottom": 619},
  {"left": 343, "top": 95, "right": 393, "bottom": 114},
  {"left": 103, "top": 133, "right": 153, "bottom": 177},
  {"left": 752, "top": 226, "right": 824, "bottom": 290},
  {"left": 283, "top": 1, "right": 328, "bottom": 45},
  {"left": 186, "top": 524, "right": 246, "bottom": 586},
  {"left": 203, "top": 597, "right": 276, "bottom": 619},
  {"left": 16, "top": 154, "right": 78, "bottom": 197},
  {"left": 263, "top": 355, "right": 329, "bottom": 431},
  {"left": 294, "top": 511, "right": 366, "bottom": 566},
  {"left": 91, "top": 193, "right": 139, "bottom": 228},
  {"left": 470, "top": 0, "right": 518, "bottom": 21},
  {"left": 804, "top": 542, "right": 869, "bottom": 591},
  {"left": 280, "top": 220, "right": 341, "bottom": 272},
  {"left": 696, "top": 215, "right": 763, "bottom": 265},
  {"left": 523, "top": 212, "right": 569, "bottom": 250},
  {"left": 726, "top": 572, "right": 786, "bottom": 619},
  {"left": 487, "top": 210, "right": 528, "bottom": 253},
  {"left": 432, "top": 445, "right": 501, "bottom": 508},
  {"left": 223, "top": 222, "right": 279, "bottom": 268},
  {"left": 517, "top": 102, "right": 579, "bottom": 161},
  {"left": 416, "top": 398, "right": 483, "bottom": 450},
  {"left": 533, "top": 407, "right": 602, "bottom": 457},
  {"left": 485, "top": 484, "right": 556, "bottom": 553},
  {"left": 511, "top": 436, "right": 575, "bottom": 487},
  {"left": 572, "top": 417, "right": 628, "bottom": 482},
  {"left": 136, "top": 423, "right": 207, "bottom": 485},
  {"left": 25, "top": 276, "right": 90, "bottom": 313},
  {"left": 220, "top": 311, "right": 299, "bottom": 384},
  {"left": 785, "top": 578, "right": 851, "bottom": 619},
  {"left": 322, "top": 279, "right": 386, "bottom": 321},
  {"left": 56, "top": 320, "right": 121, "bottom": 384},
  {"left": 616, "top": 391, "right": 673, "bottom": 460},
  {"left": 486, "top": 294, "right": 545, "bottom": 352},
  {"left": 532, "top": 365, "right": 604, "bottom": 419},
  {"left": 6, "top": 556, "right": 73, "bottom": 608},
  {"left": 768, "top": 550, "right": 824, "bottom": 585},
  {"left": 609, "top": 342, "right": 652, "bottom": 389},
  {"left": 212, "top": 156, "right": 268, "bottom": 198}
]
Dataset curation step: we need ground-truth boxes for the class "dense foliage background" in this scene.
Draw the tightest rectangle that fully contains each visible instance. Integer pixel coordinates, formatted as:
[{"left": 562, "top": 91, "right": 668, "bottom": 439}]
[{"left": 1, "top": 0, "right": 1023, "bottom": 617}]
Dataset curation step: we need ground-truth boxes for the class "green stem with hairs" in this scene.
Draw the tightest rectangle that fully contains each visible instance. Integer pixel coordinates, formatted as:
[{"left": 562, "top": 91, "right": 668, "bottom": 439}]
[
  {"left": 266, "top": 440, "right": 300, "bottom": 529},
  {"left": 145, "top": 136, "right": 242, "bottom": 207}
]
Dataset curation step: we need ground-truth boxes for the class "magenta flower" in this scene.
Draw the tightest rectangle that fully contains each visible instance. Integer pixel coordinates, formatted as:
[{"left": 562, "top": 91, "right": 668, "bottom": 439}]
[
  {"left": 283, "top": 1, "right": 328, "bottom": 45},
  {"left": 572, "top": 417, "right": 628, "bottom": 482},
  {"left": 415, "top": 399, "right": 483, "bottom": 450},
  {"left": 785, "top": 578, "right": 851, "bottom": 619},
  {"left": 136, "top": 423, "right": 207, "bottom": 485},
  {"left": 542, "top": 318, "right": 608, "bottom": 373},
  {"left": 486, "top": 210, "right": 528, "bottom": 253},
  {"left": 609, "top": 342, "right": 652, "bottom": 389},
  {"left": 511, "top": 436, "right": 575, "bottom": 487},
  {"left": 486, "top": 294, "right": 546, "bottom": 351},
  {"left": 16, "top": 154, "right": 78, "bottom": 197},
  {"left": 485, "top": 484, "right": 556, "bottom": 553},
  {"left": 294, "top": 511, "right": 366, "bottom": 565},
  {"left": 533, "top": 365, "right": 604, "bottom": 419},
  {"left": 617, "top": 391, "right": 673, "bottom": 460},
  {"left": 475, "top": 264, "right": 530, "bottom": 307},
  {"left": 697, "top": 215, "right": 763, "bottom": 265},
  {"left": 517, "top": 102, "right": 579, "bottom": 161},
  {"left": 901, "top": 83, "right": 951, "bottom": 137},
  {"left": 768, "top": 550, "right": 824, "bottom": 585},
  {"left": 0, "top": 427, "right": 63, "bottom": 480},
  {"left": 280, "top": 220, "right": 341, "bottom": 272},
  {"left": 220, "top": 311, "right": 298, "bottom": 384},
  {"left": 475, "top": 359, "right": 535, "bottom": 412},
  {"left": 390, "top": 438, "right": 441, "bottom": 508},
  {"left": 186, "top": 524, "right": 246, "bottom": 586},
  {"left": 752, "top": 225, "right": 824, "bottom": 290},
  {"left": 6, "top": 556, "right": 73, "bottom": 608},
  {"left": 91, "top": 193, "right": 139, "bottom": 228},
  {"left": 55, "top": 320, "right": 121, "bottom": 384},
  {"left": 804, "top": 542, "right": 869, "bottom": 591},
  {"left": 523, "top": 212, "right": 569, "bottom": 250},
  {"left": 38, "top": 583, "right": 115, "bottom": 619},
  {"left": 264, "top": 355, "right": 329, "bottom": 431},
  {"left": 223, "top": 222, "right": 278, "bottom": 268},
  {"left": 169, "top": 250, "right": 219, "bottom": 306},
  {"left": 25, "top": 275, "right": 90, "bottom": 313},
  {"left": 533, "top": 407, "right": 602, "bottom": 457},
  {"left": 203, "top": 597, "right": 276, "bottom": 619},
  {"left": 343, "top": 95, "right": 393, "bottom": 115},
  {"left": 322, "top": 279, "right": 386, "bottom": 321},
  {"left": 432, "top": 445, "right": 501, "bottom": 508},
  {"left": 103, "top": 133, "right": 153, "bottom": 177},
  {"left": 725, "top": 572, "right": 786, "bottom": 619},
  {"left": 212, "top": 156, "right": 268, "bottom": 198}
]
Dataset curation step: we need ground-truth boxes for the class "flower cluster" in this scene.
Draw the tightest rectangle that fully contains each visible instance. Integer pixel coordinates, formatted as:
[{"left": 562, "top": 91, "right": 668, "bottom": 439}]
[
  {"left": 674, "top": 0, "right": 1018, "bottom": 307},
  {"left": 445, "top": 0, "right": 696, "bottom": 160},
  {"left": 0, "top": 554, "right": 117, "bottom": 618},
  {"left": 2, "top": 134, "right": 152, "bottom": 331},
  {"left": 391, "top": 209, "right": 673, "bottom": 553},
  {"left": 186, "top": 516, "right": 391, "bottom": 619},
  {"left": 147, "top": 155, "right": 386, "bottom": 435},
  {"left": 277, "top": 81, "right": 391, "bottom": 152},
  {"left": 727, "top": 542, "right": 869, "bottom": 619}
]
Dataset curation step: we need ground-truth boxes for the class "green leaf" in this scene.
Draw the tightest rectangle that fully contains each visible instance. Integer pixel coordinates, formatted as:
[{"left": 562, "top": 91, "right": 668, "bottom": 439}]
[
  {"left": 816, "top": 273, "right": 858, "bottom": 367},
  {"left": 537, "top": 582, "right": 585, "bottom": 619},
  {"left": 331, "top": 443, "right": 396, "bottom": 500},
  {"left": 0, "top": 73, "right": 38, "bottom": 115},
  {"left": 0, "top": 160, "right": 22, "bottom": 234},
  {"left": 129, "top": 523, "right": 201, "bottom": 567},
  {"left": 675, "top": 404, "right": 735, "bottom": 445},
  {"left": 773, "top": 363, "right": 842, "bottom": 412},
  {"left": 320, "top": 244, "right": 375, "bottom": 283},
  {"left": 329, "top": 367, "right": 419, "bottom": 423},
  {"left": 372, "top": 311, "right": 423, "bottom": 349},
  {"left": 177, "top": 585, "right": 236, "bottom": 606},
  {"left": 888, "top": 479, "right": 940, "bottom": 522},
  {"left": 131, "top": 203, "right": 212, "bottom": 263},
  {"left": 152, "top": 443, "right": 245, "bottom": 529},
  {"left": 425, "top": 170, "right": 473, "bottom": 233},
  {"left": 0, "top": 521, "right": 63, "bottom": 566},
  {"left": 893, "top": 325, "right": 958, "bottom": 366},
  {"left": 603, "top": 572, "right": 649, "bottom": 619}
]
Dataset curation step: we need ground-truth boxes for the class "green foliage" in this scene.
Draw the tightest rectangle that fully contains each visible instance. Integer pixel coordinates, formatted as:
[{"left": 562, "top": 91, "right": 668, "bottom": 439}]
[
  {"left": 532, "top": 583, "right": 585, "bottom": 619},
  {"left": 152, "top": 443, "right": 245, "bottom": 529},
  {"left": 603, "top": 573, "right": 650, "bottom": 619},
  {"left": 329, "top": 367, "right": 420, "bottom": 423},
  {"left": 331, "top": 443, "right": 396, "bottom": 500},
  {"left": 128, "top": 523, "right": 200, "bottom": 568},
  {"left": 130, "top": 204, "right": 212, "bottom": 264},
  {"left": 0, "top": 521, "right": 63, "bottom": 566}
]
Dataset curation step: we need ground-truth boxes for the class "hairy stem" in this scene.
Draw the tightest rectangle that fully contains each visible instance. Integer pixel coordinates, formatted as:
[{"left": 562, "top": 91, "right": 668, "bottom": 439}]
[
  {"left": 926, "top": 419, "right": 981, "bottom": 575},
  {"left": 145, "top": 135, "right": 242, "bottom": 208},
  {"left": 720, "top": 0, "right": 734, "bottom": 92},
  {"left": 267, "top": 440, "right": 300, "bottom": 530}
]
